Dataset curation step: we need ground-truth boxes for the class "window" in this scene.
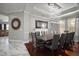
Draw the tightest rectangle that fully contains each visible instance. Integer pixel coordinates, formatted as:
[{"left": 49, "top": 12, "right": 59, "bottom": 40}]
[
  {"left": 60, "top": 20, "right": 65, "bottom": 34},
  {"left": 68, "top": 18, "right": 75, "bottom": 32}
]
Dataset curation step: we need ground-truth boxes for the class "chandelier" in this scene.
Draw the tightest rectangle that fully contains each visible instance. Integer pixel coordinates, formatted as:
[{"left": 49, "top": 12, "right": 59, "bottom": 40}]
[{"left": 48, "top": 3, "right": 61, "bottom": 9}]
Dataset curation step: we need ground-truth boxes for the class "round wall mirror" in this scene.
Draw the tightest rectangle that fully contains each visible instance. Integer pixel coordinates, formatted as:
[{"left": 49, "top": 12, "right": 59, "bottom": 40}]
[{"left": 11, "top": 18, "right": 21, "bottom": 30}]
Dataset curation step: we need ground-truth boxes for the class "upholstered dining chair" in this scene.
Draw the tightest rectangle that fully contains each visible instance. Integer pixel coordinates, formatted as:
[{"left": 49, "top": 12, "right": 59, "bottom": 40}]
[
  {"left": 31, "top": 32, "right": 45, "bottom": 48},
  {"left": 59, "top": 33, "right": 67, "bottom": 49},
  {"left": 31, "top": 33, "right": 37, "bottom": 48},
  {"left": 64, "top": 32, "right": 75, "bottom": 50},
  {"left": 69, "top": 32, "right": 75, "bottom": 45},
  {"left": 45, "top": 34, "right": 60, "bottom": 51},
  {"left": 35, "top": 32, "right": 45, "bottom": 48}
]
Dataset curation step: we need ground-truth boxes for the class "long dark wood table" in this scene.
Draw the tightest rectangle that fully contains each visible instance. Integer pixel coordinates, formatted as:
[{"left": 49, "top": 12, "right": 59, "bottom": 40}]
[
  {"left": 24, "top": 42, "right": 69, "bottom": 56},
  {"left": 25, "top": 42, "right": 79, "bottom": 56}
]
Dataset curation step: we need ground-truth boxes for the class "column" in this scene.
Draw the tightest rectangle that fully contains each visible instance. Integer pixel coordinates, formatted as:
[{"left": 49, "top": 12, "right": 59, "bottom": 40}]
[{"left": 65, "top": 18, "right": 68, "bottom": 32}]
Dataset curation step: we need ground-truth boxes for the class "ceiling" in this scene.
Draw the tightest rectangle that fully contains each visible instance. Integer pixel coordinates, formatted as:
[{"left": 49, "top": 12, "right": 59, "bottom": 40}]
[{"left": 0, "top": 3, "right": 78, "bottom": 18}]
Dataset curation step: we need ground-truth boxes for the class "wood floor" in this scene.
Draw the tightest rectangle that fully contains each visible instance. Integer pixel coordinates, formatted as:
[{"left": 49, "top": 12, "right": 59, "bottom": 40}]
[
  {"left": 25, "top": 42, "right": 79, "bottom": 56},
  {"left": 65, "top": 42, "right": 79, "bottom": 56}
]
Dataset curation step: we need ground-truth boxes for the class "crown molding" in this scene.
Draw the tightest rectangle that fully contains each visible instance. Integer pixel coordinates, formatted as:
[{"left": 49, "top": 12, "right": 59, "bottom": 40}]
[
  {"left": 4, "top": 10, "right": 24, "bottom": 15},
  {"left": 24, "top": 11, "right": 50, "bottom": 20}
]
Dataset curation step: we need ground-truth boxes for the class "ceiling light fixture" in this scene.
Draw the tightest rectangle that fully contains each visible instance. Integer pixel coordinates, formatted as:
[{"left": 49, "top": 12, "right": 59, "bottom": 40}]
[{"left": 48, "top": 3, "right": 61, "bottom": 9}]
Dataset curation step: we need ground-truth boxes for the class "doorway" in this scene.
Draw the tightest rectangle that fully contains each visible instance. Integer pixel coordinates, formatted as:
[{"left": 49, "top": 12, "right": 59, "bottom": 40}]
[{"left": 0, "top": 15, "right": 9, "bottom": 37}]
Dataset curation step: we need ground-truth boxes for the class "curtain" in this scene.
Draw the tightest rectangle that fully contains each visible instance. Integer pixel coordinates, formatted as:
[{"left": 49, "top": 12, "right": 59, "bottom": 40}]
[{"left": 74, "top": 18, "right": 79, "bottom": 42}]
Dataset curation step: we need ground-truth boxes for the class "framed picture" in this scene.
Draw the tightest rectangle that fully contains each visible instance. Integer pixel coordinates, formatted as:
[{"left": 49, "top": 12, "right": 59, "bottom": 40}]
[{"left": 35, "top": 20, "right": 48, "bottom": 28}]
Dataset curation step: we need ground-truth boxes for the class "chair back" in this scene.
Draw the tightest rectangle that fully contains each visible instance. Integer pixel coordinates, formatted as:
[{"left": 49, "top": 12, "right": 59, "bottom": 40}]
[
  {"left": 35, "top": 32, "right": 40, "bottom": 36},
  {"left": 70, "top": 32, "right": 75, "bottom": 41},
  {"left": 35, "top": 32, "right": 41, "bottom": 40},
  {"left": 65, "top": 32, "right": 75, "bottom": 43},
  {"left": 59, "top": 33, "right": 67, "bottom": 47},
  {"left": 51, "top": 34, "right": 60, "bottom": 50},
  {"left": 65, "top": 32, "right": 75, "bottom": 47},
  {"left": 31, "top": 33, "right": 36, "bottom": 47}
]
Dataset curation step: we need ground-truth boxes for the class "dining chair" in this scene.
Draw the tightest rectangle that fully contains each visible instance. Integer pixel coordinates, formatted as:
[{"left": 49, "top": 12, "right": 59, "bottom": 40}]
[
  {"left": 59, "top": 33, "right": 67, "bottom": 49},
  {"left": 45, "top": 34, "right": 60, "bottom": 51},
  {"left": 31, "top": 32, "right": 37, "bottom": 48},
  {"left": 64, "top": 32, "right": 75, "bottom": 50}
]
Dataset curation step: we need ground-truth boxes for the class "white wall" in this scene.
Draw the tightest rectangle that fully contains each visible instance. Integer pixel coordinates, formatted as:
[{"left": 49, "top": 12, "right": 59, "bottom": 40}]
[
  {"left": 49, "top": 22, "right": 60, "bottom": 34},
  {"left": 49, "top": 20, "right": 60, "bottom": 34},
  {"left": 8, "top": 11, "right": 51, "bottom": 43},
  {"left": 29, "top": 14, "right": 49, "bottom": 32},
  {"left": 0, "top": 14, "right": 9, "bottom": 24},
  {"left": 0, "top": 14, "right": 9, "bottom": 21},
  {"left": 24, "top": 12, "right": 30, "bottom": 42},
  {"left": 24, "top": 11, "right": 50, "bottom": 42},
  {"left": 9, "top": 12, "right": 24, "bottom": 42},
  {"left": 8, "top": 11, "right": 59, "bottom": 43},
  {"left": 8, "top": 11, "right": 79, "bottom": 43}
]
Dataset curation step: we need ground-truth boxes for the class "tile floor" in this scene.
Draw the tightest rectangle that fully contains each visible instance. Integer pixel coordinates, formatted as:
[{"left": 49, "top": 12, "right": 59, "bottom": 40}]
[{"left": 0, "top": 37, "right": 30, "bottom": 56}]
